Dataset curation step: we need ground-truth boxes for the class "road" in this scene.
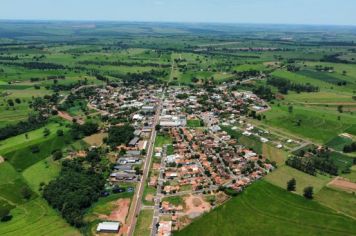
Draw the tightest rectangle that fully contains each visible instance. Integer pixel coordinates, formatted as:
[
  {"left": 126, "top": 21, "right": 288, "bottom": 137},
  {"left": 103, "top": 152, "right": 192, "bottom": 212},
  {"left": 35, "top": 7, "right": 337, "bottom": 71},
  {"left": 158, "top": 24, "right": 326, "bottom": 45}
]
[
  {"left": 150, "top": 144, "right": 168, "bottom": 236},
  {"left": 127, "top": 90, "right": 164, "bottom": 236}
]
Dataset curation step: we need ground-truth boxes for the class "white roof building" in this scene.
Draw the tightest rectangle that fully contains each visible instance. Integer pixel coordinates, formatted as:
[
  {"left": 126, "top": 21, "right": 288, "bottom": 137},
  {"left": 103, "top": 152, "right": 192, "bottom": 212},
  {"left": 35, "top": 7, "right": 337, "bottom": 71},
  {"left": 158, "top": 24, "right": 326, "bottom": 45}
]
[{"left": 97, "top": 222, "right": 120, "bottom": 233}]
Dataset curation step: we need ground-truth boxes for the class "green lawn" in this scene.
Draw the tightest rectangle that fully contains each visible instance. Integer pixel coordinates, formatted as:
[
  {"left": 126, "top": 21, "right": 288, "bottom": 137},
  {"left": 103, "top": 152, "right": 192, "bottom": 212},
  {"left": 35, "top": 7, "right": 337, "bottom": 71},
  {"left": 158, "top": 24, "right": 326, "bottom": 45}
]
[
  {"left": 134, "top": 209, "right": 154, "bottom": 236},
  {"left": 175, "top": 180, "right": 356, "bottom": 236},
  {"left": 154, "top": 134, "right": 172, "bottom": 148},
  {"left": 163, "top": 196, "right": 184, "bottom": 206},
  {"left": 264, "top": 166, "right": 331, "bottom": 195},
  {"left": 187, "top": 119, "right": 202, "bottom": 128}
]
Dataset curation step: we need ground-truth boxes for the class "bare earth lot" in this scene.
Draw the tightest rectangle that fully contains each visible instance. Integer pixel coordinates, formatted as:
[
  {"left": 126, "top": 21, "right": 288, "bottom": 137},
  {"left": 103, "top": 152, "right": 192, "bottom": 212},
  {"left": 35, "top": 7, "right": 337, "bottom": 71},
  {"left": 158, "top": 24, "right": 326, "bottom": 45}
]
[{"left": 328, "top": 177, "right": 356, "bottom": 193}]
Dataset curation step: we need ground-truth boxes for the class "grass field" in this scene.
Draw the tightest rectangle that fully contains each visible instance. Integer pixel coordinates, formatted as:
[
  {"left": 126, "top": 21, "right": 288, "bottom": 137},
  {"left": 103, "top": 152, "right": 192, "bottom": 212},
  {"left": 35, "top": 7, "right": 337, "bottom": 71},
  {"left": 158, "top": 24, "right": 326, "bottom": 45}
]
[
  {"left": 134, "top": 209, "right": 154, "bottom": 236},
  {"left": 315, "top": 187, "right": 356, "bottom": 219},
  {"left": 22, "top": 157, "right": 61, "bottom": 194},
  {"left": 262, "top": 144, "right": 288, "bottom": 166},
  {"left": 262, "top": 104, "right": 355, "bottom": 144},
  {"left": 154, "top": 133, "right": 172, "bottom": 148},
  {"left": 175, "top": 180, "right": 356, "bottom": 236},
  {"left": 0, "top": 121, "right": 72, "bottom": 171},
  {"left": 326, "top": 135, "right": 354, "bottom": 152},
  {"left": 0, "top": 161, "right": 78, "bottom": 236},
  {"left": 163, "top": 196, "right": 184, "bottom": 206},
  {"left": 264, "top": 166, "right": 331, "bottom": 195},
  {"left": 187, "top": 119, "right": 202, "bottom": 128},
  {"left": 0, "top": 122, "right": 69, "bottom": 155}
]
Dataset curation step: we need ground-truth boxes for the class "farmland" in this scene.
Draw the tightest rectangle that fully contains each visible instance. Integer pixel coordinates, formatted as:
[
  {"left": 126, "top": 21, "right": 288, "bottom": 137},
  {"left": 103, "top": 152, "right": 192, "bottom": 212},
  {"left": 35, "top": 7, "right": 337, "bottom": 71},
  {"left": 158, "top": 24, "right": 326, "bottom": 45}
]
[
  {"left": 174, "top": 181, "right": 356, "bottom": 236},
  {"left": 0, "top": 21, "right": 355, "bottom": 236}
]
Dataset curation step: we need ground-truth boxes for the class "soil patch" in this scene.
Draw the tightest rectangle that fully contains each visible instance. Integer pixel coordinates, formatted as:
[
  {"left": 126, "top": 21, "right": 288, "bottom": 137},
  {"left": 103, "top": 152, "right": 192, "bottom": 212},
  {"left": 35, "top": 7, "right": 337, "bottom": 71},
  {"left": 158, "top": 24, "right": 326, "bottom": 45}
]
[
  {"left": 184, "top": 194, "right": 211, "bottom": 219},
  {"left": 328, "top": 177, "right": 356, "bottom": 193}
]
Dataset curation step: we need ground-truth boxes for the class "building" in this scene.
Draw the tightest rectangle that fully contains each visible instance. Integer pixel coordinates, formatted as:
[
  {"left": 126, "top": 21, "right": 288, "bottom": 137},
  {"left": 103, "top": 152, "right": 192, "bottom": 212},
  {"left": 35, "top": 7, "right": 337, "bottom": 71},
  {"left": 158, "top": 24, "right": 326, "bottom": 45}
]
[
  {"left": 160, "top": 115, "right": 186, "bottom": 127},
  {"left": 96, "top": 221, "right": 120, "bottom": 233},
  {"left": 129, "top": 137, "right": 140, "bottom": 147}
]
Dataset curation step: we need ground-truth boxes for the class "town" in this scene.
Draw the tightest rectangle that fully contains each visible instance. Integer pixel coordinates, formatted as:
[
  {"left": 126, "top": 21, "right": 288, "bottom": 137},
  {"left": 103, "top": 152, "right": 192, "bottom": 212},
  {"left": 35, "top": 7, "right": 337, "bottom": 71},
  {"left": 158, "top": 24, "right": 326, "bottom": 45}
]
[{"left": 86, "top": 81, "right": 276, "bottom": 235}]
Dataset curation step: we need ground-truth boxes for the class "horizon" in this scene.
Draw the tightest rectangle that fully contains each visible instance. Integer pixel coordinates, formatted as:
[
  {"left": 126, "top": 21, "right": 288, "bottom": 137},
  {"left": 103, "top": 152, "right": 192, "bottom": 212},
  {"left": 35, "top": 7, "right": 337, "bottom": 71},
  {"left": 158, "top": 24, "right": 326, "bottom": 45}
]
[
  {"left": 1, "top": 19, "right": 356, "bottom": 28},
  {"left": 1, "top": 0, "right": 356, "bottom": 26}
]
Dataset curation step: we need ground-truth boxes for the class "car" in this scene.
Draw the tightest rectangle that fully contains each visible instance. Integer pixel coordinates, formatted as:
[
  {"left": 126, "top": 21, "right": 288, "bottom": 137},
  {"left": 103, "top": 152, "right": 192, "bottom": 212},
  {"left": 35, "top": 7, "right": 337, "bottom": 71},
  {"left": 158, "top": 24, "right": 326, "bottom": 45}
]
[
  {"left": 101, "top": 191, "right": 110, "bottom": 197},
  {"left": 127, "top": 187, "right": 134, "bottom": 193},
  {"left": 112, "top": 187, "right": 126, "bottom": 193}
]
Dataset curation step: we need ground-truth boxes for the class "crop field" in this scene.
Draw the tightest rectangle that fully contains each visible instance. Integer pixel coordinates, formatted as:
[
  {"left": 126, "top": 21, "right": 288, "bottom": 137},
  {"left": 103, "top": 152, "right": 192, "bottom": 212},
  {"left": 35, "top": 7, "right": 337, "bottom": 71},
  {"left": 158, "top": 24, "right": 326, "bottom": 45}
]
[{"left": 175, "top": 181, "right": 356, "bottom": 236}]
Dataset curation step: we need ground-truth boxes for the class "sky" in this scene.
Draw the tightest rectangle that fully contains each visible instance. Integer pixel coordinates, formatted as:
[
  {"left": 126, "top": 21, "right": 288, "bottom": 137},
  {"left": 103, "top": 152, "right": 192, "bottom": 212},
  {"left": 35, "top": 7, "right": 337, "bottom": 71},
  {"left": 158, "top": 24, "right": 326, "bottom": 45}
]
[{"left": 1, "top": 0, "right": 356, "bottom": 26}]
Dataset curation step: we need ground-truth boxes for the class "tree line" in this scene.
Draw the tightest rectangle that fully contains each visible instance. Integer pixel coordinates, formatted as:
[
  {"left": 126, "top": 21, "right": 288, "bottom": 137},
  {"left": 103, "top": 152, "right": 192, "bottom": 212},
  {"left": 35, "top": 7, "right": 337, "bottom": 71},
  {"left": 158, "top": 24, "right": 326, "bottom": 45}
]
[
  {"left": 286, "top": 154, "right": 338, "bottom": 176},
  {"left": 267, "top": 77, "right": 319, "bottom": 94}
]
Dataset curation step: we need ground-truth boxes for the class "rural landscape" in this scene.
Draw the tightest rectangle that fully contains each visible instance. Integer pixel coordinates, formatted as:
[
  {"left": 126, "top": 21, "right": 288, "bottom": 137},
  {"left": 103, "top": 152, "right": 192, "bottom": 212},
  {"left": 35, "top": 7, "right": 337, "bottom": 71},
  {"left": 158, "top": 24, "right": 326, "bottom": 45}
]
[{"left": 0, "top": 17, "right": 356, "bottom": 236}]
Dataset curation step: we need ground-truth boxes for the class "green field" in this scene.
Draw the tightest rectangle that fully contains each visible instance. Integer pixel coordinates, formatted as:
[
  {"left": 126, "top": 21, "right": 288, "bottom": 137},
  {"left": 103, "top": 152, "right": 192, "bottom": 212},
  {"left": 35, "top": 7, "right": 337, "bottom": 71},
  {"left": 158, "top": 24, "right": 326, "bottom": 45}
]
[
  {"left": 187, "top": 119, "right": 202, "bottom": 128},
  {"left": 175, "top": 180, "right": 356, "bottom": 236},
  {"left": 22, "top": 157, "right": 61, "bottom": 194},
  {"left": 0, "top": 162, "right": 78, "bottom": 236},
  {"left": 262, "top": 104, "right": 355, "bottom": 143},
  {"left": 264, "top": 166, "right": 331, "bottom": 195},
  {"left": 154, "top": 134, "right": 172, "bottom": 148},
  {"left": 134, "top": 209, "right": 154, "bottom": 236},
  {"left": 315, "top": 187, "right": 356, "bottom": 219}
]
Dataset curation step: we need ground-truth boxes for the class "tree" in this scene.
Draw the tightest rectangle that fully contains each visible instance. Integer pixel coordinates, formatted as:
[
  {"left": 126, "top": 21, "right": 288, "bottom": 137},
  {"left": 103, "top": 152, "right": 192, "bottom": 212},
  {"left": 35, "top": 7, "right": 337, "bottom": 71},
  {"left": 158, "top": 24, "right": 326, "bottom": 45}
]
[
  {"left": 21, "top": 186, "right": 32, "bottom": 200},
  {"left": 57, "top": 129, "right": 64, "bottom": 137},
  {"left": 7, "top": 99, "right": 14, "bottom": 107},
  {"left": 337, "top": 105, "right": 343, "bottom": 113},
  {"left": 43, "top": 128, "right": 50, "bottom": 137},
  {"left": 106, "top": 124, "right": 134, "bottom": 148},
  {"left": 0, "top": 208, "right": 12, "bottom": 222},
  {"left": 287, "top": 178, "right": 296, "bottom": 191},
  {"left": 303, "top": 186, "right": 314, "bottom": 199},
  {"left": 155, "top": 124, "right": 161, "bottom": 131},
  {"left": 288, "top": 105, "right": 293, "bottom": 114},
  {"left": 52, "top": 150, "right": 63, "bottom": 160}
]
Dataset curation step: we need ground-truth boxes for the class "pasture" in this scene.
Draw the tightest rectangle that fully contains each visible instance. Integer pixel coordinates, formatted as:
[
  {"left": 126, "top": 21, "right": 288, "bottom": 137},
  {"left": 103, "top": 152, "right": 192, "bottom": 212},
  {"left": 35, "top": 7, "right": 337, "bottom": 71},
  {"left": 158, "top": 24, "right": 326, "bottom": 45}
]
[
  {"left": 264, "top": 166, "right": 331, "bottom": 195},
  {"left": 0, "top": 161, "right": 78, "bottom": 236},
  {"left": 315, "top": 187, "right": 356, "bottom": 219},
  {"left": 262, "top": 104, "right": 355, "bottom": 143}
]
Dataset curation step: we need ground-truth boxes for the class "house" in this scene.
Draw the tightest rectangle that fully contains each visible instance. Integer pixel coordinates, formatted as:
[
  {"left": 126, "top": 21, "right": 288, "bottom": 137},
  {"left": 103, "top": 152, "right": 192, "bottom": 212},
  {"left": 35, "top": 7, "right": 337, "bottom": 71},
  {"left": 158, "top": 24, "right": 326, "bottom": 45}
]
[
  {"left": 133, "top": 114, "right": 143, "bottom": 121},
  {"left": 96, "top": 221, "right": 120, "bottom": 233}
]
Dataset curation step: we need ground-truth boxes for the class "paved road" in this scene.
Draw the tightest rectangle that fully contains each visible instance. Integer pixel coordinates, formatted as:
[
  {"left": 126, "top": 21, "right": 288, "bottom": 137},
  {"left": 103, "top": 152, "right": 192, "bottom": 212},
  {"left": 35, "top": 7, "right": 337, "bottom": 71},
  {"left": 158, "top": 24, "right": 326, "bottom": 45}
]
[
  {"left": 151, "top": 145, "right": 167, "bottom": 236},
  {"left": 128, "top": 91, "right": 164, "bottom": 236}
]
